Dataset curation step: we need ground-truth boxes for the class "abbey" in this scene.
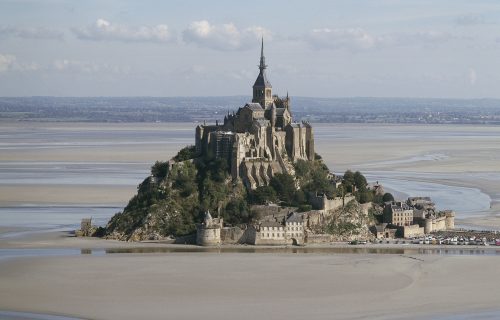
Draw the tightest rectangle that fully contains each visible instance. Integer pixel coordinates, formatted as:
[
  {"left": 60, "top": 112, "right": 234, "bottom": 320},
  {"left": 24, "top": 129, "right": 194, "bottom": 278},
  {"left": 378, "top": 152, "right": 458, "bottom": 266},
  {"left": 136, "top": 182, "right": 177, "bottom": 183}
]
[{"left": 195, "top": 39, "right": 315, "bottom": 189}]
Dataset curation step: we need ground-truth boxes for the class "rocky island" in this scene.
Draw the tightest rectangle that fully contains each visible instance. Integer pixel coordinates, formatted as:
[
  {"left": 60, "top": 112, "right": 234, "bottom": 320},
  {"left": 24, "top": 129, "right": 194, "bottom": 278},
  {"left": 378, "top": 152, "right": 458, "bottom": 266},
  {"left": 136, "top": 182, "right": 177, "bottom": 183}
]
[{"left": 102, "top": 40, "right": 455, "bottom": 245}]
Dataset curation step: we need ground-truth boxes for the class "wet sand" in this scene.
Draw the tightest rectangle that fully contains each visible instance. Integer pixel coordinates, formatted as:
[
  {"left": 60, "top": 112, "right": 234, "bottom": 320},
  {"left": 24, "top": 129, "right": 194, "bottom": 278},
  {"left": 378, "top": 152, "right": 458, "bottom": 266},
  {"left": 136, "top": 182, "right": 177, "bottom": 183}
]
[
  {"left": 1, "top": 122, "right": 500, "bottom": 319},
  {"left": 0, "top": 185, "right": 135, "bottom": 206},
  {"left": 1, "top": 252, "right": 499, "bottom": 320}
]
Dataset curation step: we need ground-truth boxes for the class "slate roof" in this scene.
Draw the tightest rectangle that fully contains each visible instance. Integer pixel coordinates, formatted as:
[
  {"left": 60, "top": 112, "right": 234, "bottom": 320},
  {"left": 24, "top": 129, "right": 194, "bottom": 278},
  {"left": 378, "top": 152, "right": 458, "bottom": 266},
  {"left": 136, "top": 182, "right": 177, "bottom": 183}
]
[
  {"left": 286, "top": 212, "right": 305, "bottom": 224},
  {"left": 260, "top": 221, "right": 283, "bottom": 228},
  {"left": 244, "top": 103, "right": 264, "bottom": 111},
  {"left": 375, "top": 223, "right": 388, "bottom": 232},
  {"left": 253, "top": 70, "right": 272, "bottom": 88}
]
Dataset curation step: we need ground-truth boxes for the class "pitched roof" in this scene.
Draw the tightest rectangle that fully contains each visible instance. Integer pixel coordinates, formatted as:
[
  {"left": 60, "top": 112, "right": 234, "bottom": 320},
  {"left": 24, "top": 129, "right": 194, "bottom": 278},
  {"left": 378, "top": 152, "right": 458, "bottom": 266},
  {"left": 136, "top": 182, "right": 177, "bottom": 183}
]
[
  {"left": 253, "top": 70, "right": 272, "bottom": 88},
  {"left": 244, "top": 103, "right": 264, "bottom": 111},
  {"left": 260, "top": 221, "right": 283, "bottom": 228},
  {"left": 286, "top": 212, "right": 305, "bottom": 223}
]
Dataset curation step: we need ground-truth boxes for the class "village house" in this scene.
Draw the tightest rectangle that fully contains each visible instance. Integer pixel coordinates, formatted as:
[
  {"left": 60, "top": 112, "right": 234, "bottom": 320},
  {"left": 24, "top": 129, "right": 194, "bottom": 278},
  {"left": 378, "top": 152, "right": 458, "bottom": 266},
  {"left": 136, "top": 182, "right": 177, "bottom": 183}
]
[{"left": 383, "top": 201, "right": 414, "bottom": 226}]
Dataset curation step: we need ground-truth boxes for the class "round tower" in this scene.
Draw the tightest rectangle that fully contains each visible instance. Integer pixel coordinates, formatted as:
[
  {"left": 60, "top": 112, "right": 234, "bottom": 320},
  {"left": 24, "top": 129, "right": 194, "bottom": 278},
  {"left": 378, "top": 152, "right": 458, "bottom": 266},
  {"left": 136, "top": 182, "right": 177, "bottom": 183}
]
[
  {"left": 196, "top": 210, "right": 222, "bottom": 246},
  {"left": 445, "top": 211, "right": 455, "bottom": 229},
  {"left": 424, "top": 218, "right": 433, "bottom": 234}
]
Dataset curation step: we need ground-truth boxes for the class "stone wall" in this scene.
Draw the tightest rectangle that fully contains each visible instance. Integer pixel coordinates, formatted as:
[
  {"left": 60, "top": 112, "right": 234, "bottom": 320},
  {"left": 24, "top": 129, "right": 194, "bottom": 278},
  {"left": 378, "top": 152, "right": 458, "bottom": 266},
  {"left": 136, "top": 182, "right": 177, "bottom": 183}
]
[
  {"left": 220, "top": 227, "right": 247, "bottom": 244},
  {"left": 305, "top": 234, "right": 332, "bottom": 244},
  {"left": 309, "top": 194, "right": 355, "bottom": 211},
  {"left": 196, "top": 226, "right": 221, "bottom": 246},
  {"left": 402, "top": 224, "right": 425, "bottom": 238},
  {"left": 445, "top": 211, "right": 455, "bottom": 229},
  {"left": 250, "top": 205, "right": 296, "bottom": 221},
  {"left": 424, "top": 215, "right": 453, "bottom": 234}
]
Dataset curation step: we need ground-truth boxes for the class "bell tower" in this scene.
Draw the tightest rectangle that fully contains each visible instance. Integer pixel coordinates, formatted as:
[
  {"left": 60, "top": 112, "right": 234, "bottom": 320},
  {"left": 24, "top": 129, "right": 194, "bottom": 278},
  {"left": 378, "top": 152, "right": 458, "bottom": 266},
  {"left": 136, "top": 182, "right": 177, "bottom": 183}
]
[{"left": 252, "top": 38, "right": 273, "bottom": 108}]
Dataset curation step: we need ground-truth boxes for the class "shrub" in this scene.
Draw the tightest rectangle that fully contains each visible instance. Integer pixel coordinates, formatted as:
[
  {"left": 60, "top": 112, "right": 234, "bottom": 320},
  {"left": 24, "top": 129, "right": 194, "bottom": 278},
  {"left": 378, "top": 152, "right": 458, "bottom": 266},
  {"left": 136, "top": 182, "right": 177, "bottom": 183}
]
[
  {"left": 173, "top": 145, "right": 197, "bottom": 162},
  {"left": 249, "top": 186, "right": 277, "bottom": 204},
  {"left": 151, "top": 161, "right": 169, "bottom": 178}
]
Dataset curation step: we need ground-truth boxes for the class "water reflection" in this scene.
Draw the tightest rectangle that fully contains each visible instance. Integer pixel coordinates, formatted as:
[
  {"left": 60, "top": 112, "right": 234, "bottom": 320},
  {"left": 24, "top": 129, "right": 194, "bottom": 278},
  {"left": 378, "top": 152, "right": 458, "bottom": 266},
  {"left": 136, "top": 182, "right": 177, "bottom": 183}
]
[
  {"left": 101, "top": 246, "right": 500, "bottom": 256},
  {"left": 0, "top": 310, "right": 85, "bottom": 320},
  {"left": 2, "top": 246, "right": 499, "bottom": 260}
]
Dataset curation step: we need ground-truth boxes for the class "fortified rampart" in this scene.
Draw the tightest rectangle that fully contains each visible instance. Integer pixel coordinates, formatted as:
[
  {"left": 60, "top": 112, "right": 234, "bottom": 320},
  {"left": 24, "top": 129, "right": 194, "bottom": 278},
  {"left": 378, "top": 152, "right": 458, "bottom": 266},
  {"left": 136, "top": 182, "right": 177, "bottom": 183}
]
[{"left": 309, "top": 193, "right": 355, "bottom": 211}]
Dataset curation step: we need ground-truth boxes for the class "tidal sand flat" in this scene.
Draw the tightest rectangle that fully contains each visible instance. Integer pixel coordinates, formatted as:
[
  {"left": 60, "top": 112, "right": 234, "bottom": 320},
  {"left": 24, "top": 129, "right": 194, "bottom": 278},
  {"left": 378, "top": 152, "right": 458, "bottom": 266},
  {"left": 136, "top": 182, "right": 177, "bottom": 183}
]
[
  {"left": 1, "top": 122, "right": 500, "bottom": 231},
  {"left": 1, "top": 122, "right": 500, "bottom": 320},
  {"left": 1, "top": 253, "right": 500, "bottom": 320},
  {"left": 315, "top": 124, "right": 500, "bottom": 228}
]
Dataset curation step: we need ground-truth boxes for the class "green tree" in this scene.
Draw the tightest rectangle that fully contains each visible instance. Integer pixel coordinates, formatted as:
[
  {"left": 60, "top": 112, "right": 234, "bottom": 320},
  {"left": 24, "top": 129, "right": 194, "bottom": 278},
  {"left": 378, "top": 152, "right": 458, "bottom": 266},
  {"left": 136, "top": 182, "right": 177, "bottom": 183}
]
[
  {"left": 249, "top": 185, "right": 278, "bottom": 204},
  {"left": 151, "top": 161, "right": 169, "bottom": 178},
  {"left": 382, "top": 192, "right": 395, "bottom": 202},
  {"left": 173, "top": 145, "right": 197, "bottom": 162},
  {"left": 223, "top": 198, "right": 251, "bottom": 224},
  {"left": 343, "top": 170, "right": 355, "bottom": 193},
  {"left": 353, "top": 171, "right": 368, "bottom": 191},
  {"left": 270, "top": 173, "right": 296, "bottom": 205},
  {"left": 358, "top": 190, "right": 373, "bottom": 204}
]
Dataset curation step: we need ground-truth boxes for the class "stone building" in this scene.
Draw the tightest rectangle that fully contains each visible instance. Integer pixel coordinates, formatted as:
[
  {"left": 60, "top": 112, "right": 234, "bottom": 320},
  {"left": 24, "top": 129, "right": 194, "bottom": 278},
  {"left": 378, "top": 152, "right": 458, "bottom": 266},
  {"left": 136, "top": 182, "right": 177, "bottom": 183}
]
[
  {"left": 250, "top": 211, "right": 305, "bottom": 245},
  {"left": 195, "top": 39, "right": 315, "bottom": 189},
  {"left": 377, "top": 197, "right": 455, "bottom": 238},
  {"left": 285, "top": 212, "right": 305, "bottom": 245},
  {"left": 383, "top": 201, "right": 414, "bottom": 226},
  {"left": 371, "top": 223, "right": 397, "bottom": 239}
]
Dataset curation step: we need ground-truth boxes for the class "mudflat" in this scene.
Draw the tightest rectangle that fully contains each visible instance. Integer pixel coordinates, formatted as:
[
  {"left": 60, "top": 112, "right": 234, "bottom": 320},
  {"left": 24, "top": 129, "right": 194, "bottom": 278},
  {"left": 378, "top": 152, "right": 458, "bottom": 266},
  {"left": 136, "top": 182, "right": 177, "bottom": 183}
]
[{"left": 0, "top": 252, "right": 499, "bottom": 320}]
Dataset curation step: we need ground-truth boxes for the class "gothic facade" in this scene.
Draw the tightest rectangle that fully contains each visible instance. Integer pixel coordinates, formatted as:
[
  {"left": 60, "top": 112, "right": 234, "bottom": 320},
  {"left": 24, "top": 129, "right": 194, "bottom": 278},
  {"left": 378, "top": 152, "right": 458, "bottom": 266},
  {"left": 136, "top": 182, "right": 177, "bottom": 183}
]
[{"left": 195, "top": 39, "right": 315, "bottom": 189}]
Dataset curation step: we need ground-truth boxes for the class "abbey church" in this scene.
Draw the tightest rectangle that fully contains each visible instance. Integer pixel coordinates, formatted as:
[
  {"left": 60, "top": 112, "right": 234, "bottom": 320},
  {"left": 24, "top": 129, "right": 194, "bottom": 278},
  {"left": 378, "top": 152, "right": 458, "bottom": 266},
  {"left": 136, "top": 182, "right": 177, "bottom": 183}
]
[{"left": 195, "top": 39, "right": 315, "bottom": 189}]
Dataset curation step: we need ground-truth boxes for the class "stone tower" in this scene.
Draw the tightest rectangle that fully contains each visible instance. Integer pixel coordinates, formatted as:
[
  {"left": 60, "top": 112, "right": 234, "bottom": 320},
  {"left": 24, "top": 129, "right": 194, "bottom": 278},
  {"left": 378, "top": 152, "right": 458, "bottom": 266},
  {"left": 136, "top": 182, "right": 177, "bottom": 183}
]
[{"left": 252, "top": 38, "right": 273, "bottom": 108}]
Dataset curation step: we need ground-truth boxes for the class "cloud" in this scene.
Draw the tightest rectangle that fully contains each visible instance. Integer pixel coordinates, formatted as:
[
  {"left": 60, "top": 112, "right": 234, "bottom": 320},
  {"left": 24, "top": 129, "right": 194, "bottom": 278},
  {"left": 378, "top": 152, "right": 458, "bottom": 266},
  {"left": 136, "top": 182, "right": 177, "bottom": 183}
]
[
  {"left": 73, "top": 19, "right": 172, "bottom": 43},
  {"left": 454, "top": 14, "right": 486, "bottom": 26},
  {"left": 53, "top": 59, "right": 130, "bottom": 74},
  {"left": 0, "top": 54, "right": 39, "bottom": 73},
  {"left": 0, "top": 54, "right": 16, "bottom": 72},
  {"left": 0, "top": 26, "right": 64, "bottom": 40},
  {"left": 182, "top": 20, "right": 271, "bottom": 51},
  {"left": 304, "top": 28, "right": 455, "bottom": 51},
  {"left": 390, "top": 31, "right": 455, "bottom": 46},
  {"left": 305, "top": 28, "right": 379, "bottom": 51},
  {"left": 469, "top": 68, "right": 477, "bottom": 85}
]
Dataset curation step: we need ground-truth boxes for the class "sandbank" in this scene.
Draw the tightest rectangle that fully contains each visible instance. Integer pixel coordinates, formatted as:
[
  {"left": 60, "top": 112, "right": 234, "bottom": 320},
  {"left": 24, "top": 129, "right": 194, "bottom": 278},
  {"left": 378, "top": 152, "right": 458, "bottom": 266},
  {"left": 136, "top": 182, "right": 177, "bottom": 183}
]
[{"left": 1, "top": 252, "right": 499, "bottom": 320}]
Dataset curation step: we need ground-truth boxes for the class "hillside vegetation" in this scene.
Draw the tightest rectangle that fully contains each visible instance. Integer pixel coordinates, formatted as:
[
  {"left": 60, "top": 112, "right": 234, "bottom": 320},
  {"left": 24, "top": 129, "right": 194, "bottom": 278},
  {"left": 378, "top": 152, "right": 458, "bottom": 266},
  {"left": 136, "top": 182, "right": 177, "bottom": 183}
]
[{"left": 105, "top": 145, "right": 385, "bottom": 241}]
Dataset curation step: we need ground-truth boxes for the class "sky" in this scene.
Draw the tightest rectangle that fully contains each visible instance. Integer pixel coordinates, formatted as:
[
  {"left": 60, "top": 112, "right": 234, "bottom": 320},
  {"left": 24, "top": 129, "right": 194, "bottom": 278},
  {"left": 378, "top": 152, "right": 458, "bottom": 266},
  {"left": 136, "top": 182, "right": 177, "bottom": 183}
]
[{"left": 1, "top": 0, "right": 500, "bottom": 98}]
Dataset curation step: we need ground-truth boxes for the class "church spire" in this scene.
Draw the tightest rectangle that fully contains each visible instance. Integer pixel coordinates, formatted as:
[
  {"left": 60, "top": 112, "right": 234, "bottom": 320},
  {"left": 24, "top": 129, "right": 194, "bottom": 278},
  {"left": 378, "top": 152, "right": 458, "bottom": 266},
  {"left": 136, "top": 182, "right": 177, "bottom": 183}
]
[
  {"left": 259, "top": 37, "right": 267, "bottom": 71},
  {"left": 252, "top": 37, "right": 272, "bottom": 108}
]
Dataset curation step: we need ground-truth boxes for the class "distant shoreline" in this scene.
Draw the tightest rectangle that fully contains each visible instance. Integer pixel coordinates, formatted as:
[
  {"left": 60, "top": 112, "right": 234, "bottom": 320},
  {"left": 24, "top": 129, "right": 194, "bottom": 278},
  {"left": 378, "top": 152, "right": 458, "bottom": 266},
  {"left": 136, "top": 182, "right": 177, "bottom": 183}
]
[{"left": 2, "top": 96, "right": 500, "bottom": 125}]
